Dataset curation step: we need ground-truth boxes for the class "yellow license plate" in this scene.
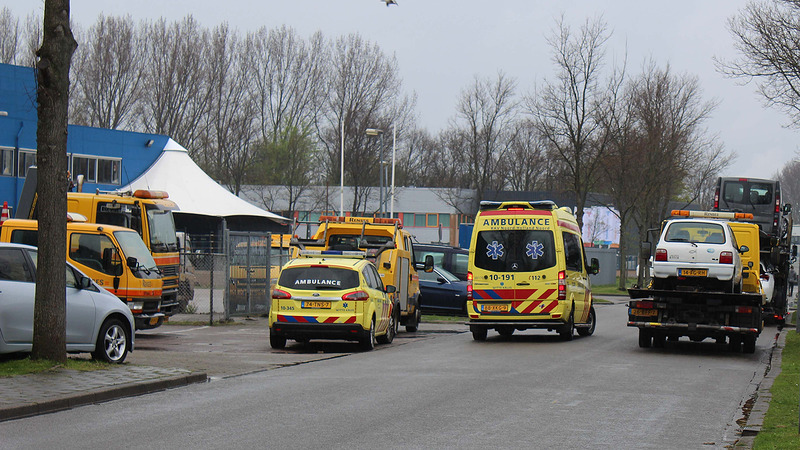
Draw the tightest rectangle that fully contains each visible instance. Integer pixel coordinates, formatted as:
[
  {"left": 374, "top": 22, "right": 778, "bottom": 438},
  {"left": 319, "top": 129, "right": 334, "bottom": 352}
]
[
  {"left": 149, "top": 317, "right": 160, "bottom": 325},
  {"left": 679, "top": 269, "right": 708, "bottom": 277},
  {"left": 302, "top": 301, "right": 331, "bottom": 309},
  {"left": 631, "top": 308, "right": 658, "bottom": 317},
  {"left": 481, "top": 304, "right": 509, "bottom": 312}
]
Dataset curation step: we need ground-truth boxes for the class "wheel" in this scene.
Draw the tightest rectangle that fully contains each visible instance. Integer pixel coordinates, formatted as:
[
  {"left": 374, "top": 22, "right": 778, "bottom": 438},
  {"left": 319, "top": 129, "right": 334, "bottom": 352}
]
[
  {"left": 360, "top": 316, "right": 376, "bottom": 351},
  {"left": 471, "top": 326, "right": 488, "bottom": 341},
  {"left": 406, "top": 306, "right": 421, "bottom": 332},
  {"left": 638, "top": 329, "right": 652, "bottom": 348},
  {"left": 376, "top": 309, "right": 397, "bottom": 345},
  {"left": 269, "top": 331, "right": 286, "bottom": 349},
  {"left": 92, "top": 318, "right": 130, "bottom": 363},
  {"left": 652, "top": 333, "right": 666, "bottom": 348},
  {"left": 559, "top": 309, "right": 574, "bottom": 341},
  {"left": 497, "top": 327, "right": 514, "bottom": 338},
  {"left": 743, "top": 335, "right": 756, "bottom": 354},
  {"left": 576, "top": 307, "right": 596, "bottom": 337}
]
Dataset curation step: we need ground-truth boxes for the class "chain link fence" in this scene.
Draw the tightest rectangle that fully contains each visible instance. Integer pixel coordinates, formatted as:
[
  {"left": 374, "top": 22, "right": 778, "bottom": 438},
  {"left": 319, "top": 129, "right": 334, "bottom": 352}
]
[{"left": 176, "top": 231, "right": 293, "bottom": 320}]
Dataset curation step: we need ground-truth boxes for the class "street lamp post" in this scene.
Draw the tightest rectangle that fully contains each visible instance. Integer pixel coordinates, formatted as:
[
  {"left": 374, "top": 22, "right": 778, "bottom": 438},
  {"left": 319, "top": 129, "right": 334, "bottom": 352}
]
[{"left": 366, "top": 128, "right": 385, "bottom": 217}]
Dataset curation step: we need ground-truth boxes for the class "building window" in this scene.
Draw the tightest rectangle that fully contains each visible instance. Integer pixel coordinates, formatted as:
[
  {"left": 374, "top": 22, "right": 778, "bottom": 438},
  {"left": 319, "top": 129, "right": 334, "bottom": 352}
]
[
  {"left": 426, "top": 213, "right": 438, "bottom": 227},
  {"left": 439, "top": 214, "right": 451, "bottom": 227},
  {"left": 402, "top": 213, "right": 414, "bottom": 227},
  {"left": 17, "top": 151, "right": 36, "bottom": 178},
  {"left": 414, "top": 214, "right": 425, "bottom": 227},
  {"left": 1, "top": 148, "right": 12, "bottom": 176},
  {"left": 71, "top": 155, "right": 121, "bottom": 185}
]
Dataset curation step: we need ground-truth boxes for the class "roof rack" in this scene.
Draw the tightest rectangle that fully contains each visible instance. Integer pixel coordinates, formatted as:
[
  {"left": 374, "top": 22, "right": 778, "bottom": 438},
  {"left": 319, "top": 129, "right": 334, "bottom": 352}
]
[
  {"left": 479, "top": 200, "right": 557, "bottom": 211},
  {"left": 297, "top": 250, "right": 367, "bottom": 258}
]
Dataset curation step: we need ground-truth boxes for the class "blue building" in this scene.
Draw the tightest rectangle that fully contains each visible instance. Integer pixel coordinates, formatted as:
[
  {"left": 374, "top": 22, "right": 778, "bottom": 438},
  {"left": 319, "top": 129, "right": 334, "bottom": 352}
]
[{"left": 0, "top": 62, "right": 287, "bottom": 234}]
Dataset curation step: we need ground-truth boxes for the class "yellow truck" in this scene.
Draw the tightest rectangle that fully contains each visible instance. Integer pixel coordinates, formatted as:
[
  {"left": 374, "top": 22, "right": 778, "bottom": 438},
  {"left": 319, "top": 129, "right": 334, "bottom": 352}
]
[
  {"left": 64, "top": 190, "right": 181, "bottom": 319},
  {"left": 1, "top": 216, "right": 165, "bottom": 330},
  {"left": 292, "top": 216, "right": 431, "bottom": 332}
]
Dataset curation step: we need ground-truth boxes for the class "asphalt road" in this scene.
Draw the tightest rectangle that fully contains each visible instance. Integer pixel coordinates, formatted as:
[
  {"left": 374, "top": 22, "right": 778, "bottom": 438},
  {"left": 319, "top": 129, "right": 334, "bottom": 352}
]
[{"left": 0, "top": 302, "right": 773, "bottom": 449}]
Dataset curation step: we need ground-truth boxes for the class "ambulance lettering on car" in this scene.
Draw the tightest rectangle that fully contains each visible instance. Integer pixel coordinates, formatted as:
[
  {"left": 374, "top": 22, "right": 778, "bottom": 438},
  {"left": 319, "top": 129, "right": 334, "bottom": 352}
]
[{"left": 466, "top": 201, "right": 599, "bottom": 341}]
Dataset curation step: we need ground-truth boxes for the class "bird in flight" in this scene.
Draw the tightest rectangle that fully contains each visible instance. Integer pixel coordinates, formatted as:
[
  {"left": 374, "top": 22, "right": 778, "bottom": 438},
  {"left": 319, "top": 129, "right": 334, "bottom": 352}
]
[{"left": 381, "top": 0, "right": 398, "bottom": 6}]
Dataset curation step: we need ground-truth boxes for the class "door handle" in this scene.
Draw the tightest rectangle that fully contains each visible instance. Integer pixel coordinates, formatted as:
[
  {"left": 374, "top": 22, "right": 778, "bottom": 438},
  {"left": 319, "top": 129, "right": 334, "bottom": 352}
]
[{"left": 517, "top": 281, "right": 530, "bottom": 286}]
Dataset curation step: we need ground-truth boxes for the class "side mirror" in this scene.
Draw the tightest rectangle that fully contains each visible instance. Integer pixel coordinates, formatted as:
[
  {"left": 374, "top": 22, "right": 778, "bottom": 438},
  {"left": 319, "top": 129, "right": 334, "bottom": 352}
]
[
  {"left": 739, "top": 245, "right": 749, "bottom": 254},
  {"left": 127, "top": 256, "right": 138, "bottom": 269},
  {"left": 589, "top": 258, "right": 600, "bottom": 275},
  {"left": 113, "top": 276, "right": 120, "bottom": 291},
  {"left": 79, "top": 276, "right": 92, "bottom": 289},
  {"left": 784, "top": 203, "right": 792, "bottom": 214},
  {"left": 424, "top": 255, "right": 434, "bottom": 273},
  {"left": 437, "top": 277, "right": 447, "bottom": 284},
  {"left": 384, "top": 285, "right": 397, "bottom": 294}
]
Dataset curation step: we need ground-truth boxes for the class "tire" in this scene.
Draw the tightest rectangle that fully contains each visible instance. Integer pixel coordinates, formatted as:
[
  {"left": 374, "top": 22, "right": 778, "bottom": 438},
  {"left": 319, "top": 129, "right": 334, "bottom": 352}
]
[
  {"left": 406, "top": 306, "right": 421, "bottom": 332},
  {"left": 652, "top": 333, "right": 666, "bottom": 348},
  {"left": 270, "top": 332, "right": 287, "bottom": 349},
  {"left": 743, "top": 335, "right": 757, "bottom": 354},
  {"left": 376, "top": 309, "right": 397, "bottom": 345},
  {"left": 576, "top": 307, "right": 596, "bottom": 337},
  {"left": 559, "top": 309, "right": 574, "bottom": 341},
  {"left": 497, "top": 327, "right": 514, "bottom": 338},
  {"left": 471, "top": 326, "right": 488, "bottom": 341},
  {"left": 638, "top": 329, "right": 652, "bottom": 348},
  {"left": 92, "top": 318, "right": 130, "bottom": 363},
  {"left": 360, "top": 316, "right": 376, "bottom": 351}
]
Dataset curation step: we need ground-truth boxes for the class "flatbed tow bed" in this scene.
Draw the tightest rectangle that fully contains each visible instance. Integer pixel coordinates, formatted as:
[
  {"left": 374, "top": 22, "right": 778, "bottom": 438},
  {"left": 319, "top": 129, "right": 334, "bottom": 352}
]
[{"left": 627, "top": 288, "right": 762, "bottom": 353}]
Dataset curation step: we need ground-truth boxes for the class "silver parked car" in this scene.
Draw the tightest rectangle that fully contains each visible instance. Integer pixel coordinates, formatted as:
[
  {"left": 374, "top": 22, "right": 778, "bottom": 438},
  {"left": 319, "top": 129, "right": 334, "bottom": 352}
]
[{"left": 0, "top": 243, "right": 134, "bottom": 363}]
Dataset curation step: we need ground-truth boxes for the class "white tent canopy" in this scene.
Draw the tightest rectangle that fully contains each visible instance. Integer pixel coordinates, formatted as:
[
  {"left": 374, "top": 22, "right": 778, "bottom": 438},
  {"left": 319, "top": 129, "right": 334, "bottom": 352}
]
[{"left": 122, "top": 139, "right": 288, "bottom": 222}]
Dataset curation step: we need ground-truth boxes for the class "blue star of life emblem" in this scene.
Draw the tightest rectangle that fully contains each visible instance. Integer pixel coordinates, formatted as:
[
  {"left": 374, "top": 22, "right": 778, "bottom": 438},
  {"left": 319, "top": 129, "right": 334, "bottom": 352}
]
[
  {"left": 486, "top": 241, "right": 504, "bottom": 260},
  {"left": 526, "top": 241, "right": 544, "bottom": 259}
]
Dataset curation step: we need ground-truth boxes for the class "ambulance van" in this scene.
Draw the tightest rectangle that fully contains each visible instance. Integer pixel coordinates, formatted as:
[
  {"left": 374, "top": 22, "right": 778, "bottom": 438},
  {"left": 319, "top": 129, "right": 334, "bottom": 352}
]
[{"left": 467, "top": 201, "right": 599, "bottom": 341}]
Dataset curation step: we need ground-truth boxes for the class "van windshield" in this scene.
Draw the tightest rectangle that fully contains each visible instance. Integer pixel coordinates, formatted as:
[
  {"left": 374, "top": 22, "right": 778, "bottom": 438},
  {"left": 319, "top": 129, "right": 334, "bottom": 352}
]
[{"left": 474, "top": 230, "right": 556, "bottom": 272}]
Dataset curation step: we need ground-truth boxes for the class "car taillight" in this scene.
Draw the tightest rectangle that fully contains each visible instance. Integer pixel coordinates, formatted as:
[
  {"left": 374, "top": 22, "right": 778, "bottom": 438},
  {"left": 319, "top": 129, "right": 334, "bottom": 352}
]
[
  {"left": 735, "top": 306, "right": 753, "bottom": 314},
  {"left": 775, "top": 191, "right": 781, "bottom": 213},
  {"left": 713, "top": 187, "right": 719, "bottom": 210},
  {"left": 761, "top": 273, "right": 770, "bottom": 281},
  {"left": 272, "top": 289, "right": 291, "bottom": 299},
  {"left": 342, "top": 290, "right": 369, "bottom": 301},
  {"left": 467, "top": 271, "right": 473, "bottom": 301},
  {"left": 558, "top": 270, "right": 566, "bottom": 300},
  {"left": 634, "top": 301, "right": 654, "bottom": 309},
  {"left": 720, "top": 251, "right": 733, "bottom": 264},
  {"left": 655, "top": 248, "right": 667, "bottom": 261}
]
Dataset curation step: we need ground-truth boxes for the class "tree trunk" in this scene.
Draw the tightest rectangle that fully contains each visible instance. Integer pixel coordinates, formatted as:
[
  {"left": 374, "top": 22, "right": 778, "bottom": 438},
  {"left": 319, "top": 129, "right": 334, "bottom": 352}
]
[{"left": 32, "top": 0, "right": 77, "bottom": 363}]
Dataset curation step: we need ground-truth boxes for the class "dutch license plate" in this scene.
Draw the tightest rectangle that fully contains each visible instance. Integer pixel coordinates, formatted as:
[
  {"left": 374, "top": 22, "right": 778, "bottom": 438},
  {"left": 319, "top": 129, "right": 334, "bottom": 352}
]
[
  {"left": 631, "top": 308, "right": 658, "bottom": 317},
  {"left": 302, "top": 301, "right": 331, "bottom": 309},
  {"left": 481, "top": 304, "right": 509, "bottom": 313},
  {"left": 679, "top": 269, "right": 708, "bottom": 277},
  {"left": 149, "top": 317, "right": 160, "bottom": 326}
]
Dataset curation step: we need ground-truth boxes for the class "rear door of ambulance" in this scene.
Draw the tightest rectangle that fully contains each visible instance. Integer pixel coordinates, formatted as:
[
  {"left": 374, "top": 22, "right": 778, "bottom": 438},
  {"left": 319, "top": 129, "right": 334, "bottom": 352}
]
[{"left": 470, "top": 209, "right": 560, "bottom": 319}]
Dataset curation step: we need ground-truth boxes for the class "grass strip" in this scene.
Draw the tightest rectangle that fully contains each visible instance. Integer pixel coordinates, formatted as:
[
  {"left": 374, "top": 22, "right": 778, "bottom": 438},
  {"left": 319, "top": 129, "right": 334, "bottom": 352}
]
[
  {"left": 0, "top": 357, "right": 110, "bottom": 377},
  {"left": 753, "top": 329, "right": 800, "bottom": 449}
]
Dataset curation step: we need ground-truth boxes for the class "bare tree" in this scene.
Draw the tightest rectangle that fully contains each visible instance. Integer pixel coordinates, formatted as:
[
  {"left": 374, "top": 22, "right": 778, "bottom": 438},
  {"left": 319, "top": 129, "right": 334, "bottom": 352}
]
[
  {"left": 776, "top": 157, "right": 800, "bottom": 221},
  {"left": 317, "top": 33, "right": 403, "bottom": 215},
  {"left": 247, "top": 26, "right": 327, "bottom": 143},
  {"left": 138, "top": 16, "right": 210, "bottom": 150},
  {"left": 721, "top": 0, "right": 800, "bottom": 126},
  {"left": 502, "top": 119, "right": 550, "bottom": 191},
  {"left": 33, "top": 0, "right": 78, "bottom": 362},
  {"left": 453, "top": 72, "right": 519, "bottom": 200},
  {"left": 0, "top": 7, "right": 21, "bottom": 64},
  {"left": 529, "top": 15, "right": 621, "bottom": 229},
  {"left": 70, "top": 14, "right": 144, "bottom": 129},
  {"left": 21, "top": 13, "right": 42, "bottom": 68}
]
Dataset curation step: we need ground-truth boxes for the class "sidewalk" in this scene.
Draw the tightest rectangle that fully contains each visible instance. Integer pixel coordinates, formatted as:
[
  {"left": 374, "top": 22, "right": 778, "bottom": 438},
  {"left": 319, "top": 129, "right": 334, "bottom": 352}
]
[{"left": 0, "top": 365, "right": 207, "bottom": 422}]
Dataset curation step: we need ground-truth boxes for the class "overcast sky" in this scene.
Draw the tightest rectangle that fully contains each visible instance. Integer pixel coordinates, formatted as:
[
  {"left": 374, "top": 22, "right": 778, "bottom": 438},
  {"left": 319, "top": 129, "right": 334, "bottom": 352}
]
[{"left": 8, "top": 0, "right": 798, "bottom": 179}]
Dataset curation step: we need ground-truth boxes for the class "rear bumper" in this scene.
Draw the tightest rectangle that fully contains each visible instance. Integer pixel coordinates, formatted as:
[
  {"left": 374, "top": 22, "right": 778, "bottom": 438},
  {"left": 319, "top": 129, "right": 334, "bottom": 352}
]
[
  {"left": 627, "top": 321, "right": 759, "bottom": 335},
  {"left": 270, "top": 323, "right": 367, "bottom": 341},
  {"left": 466, "top": 319, "right": 565, "bottom": 330}
]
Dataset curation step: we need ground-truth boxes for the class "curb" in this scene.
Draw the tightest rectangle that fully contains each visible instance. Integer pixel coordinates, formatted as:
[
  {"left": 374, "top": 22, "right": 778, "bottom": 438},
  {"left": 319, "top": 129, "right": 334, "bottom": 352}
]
[
  {"left": 735, "top": 328, "right": 785, "bottom": 448},
  {"left": 0, "top": 372, "right": 207, "bottom": 422}
]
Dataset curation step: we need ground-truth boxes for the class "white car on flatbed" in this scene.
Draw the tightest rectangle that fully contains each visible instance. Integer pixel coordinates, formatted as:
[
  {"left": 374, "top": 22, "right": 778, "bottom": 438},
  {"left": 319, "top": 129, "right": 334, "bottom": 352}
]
[{"left": 652, "top": 214, "right": 748, "bottom": 293}]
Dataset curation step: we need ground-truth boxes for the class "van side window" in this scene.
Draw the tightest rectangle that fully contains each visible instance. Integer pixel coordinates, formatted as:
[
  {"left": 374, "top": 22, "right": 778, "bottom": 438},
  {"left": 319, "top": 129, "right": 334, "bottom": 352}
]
[
  {"left": 0, "top": 248, "right": 34, "bottom": 282},
  {"left": 69, "top": 233, "right": 116, "bottom": 275},
  {"left": 562, "top": 232, "right": 583, "bottom": 272}
]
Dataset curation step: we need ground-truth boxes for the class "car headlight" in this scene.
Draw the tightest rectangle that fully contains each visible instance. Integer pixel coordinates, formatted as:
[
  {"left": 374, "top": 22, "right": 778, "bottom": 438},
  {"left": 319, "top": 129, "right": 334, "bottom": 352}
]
[{"left": 129, "top": 301, "right": 144, "bottom": 313}]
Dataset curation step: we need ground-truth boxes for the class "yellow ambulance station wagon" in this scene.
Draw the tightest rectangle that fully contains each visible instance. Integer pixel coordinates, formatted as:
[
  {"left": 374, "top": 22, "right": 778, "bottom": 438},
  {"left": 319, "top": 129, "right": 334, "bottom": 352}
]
[
  {"left": 467, "top": 201, "right": 599, "bottom": 341},
  {"left": 268, "top": 250, "right": 398, "bottom": 351}
]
